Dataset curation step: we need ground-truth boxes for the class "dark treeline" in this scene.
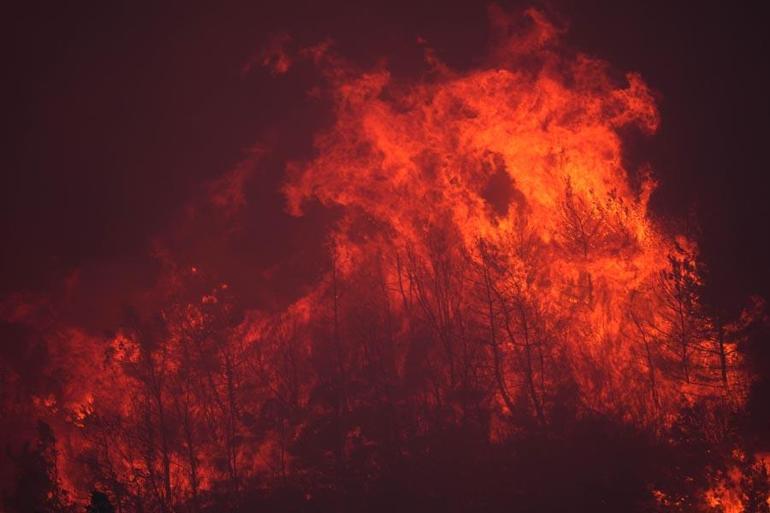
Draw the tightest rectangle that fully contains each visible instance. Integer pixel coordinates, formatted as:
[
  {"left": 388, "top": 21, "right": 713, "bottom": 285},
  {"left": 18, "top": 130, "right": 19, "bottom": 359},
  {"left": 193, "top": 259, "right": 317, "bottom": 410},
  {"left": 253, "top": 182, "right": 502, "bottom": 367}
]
[{"left": 2, "top": 217, "right": 768, "bottom": 513}]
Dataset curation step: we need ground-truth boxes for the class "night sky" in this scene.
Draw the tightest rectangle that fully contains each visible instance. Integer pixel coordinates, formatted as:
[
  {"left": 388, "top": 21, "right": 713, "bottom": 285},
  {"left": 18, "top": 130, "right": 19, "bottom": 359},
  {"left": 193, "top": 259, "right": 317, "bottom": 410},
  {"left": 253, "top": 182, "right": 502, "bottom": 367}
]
[{"left": 3, "top": 0, "right": 769, "bottom": 323}]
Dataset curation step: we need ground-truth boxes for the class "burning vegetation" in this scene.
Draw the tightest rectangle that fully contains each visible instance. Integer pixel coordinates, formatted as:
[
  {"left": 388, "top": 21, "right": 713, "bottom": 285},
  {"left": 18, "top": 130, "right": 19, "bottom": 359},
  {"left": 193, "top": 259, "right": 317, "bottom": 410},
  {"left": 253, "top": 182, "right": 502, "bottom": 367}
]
[{"left": 1, "top": 7, "right": 768, "bottom": 513}]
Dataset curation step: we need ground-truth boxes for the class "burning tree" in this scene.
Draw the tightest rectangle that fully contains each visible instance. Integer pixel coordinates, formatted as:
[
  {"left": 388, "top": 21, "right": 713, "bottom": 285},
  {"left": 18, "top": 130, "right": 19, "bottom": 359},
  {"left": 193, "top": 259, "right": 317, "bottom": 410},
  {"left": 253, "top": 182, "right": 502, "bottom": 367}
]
[{"left": 1, "top": 6, "right": 766, "bottom": 513}]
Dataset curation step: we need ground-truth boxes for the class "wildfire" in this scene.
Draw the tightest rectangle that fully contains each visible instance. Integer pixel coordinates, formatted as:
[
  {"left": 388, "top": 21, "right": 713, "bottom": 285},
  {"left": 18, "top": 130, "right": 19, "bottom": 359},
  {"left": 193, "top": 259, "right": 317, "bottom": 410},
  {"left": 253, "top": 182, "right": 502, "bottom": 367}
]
[
  {"left": 0, "top": 7, "right": 764, "bottom": 513},
  {"left": 283, "top": 7, "right": 744, "bottom": 425}
]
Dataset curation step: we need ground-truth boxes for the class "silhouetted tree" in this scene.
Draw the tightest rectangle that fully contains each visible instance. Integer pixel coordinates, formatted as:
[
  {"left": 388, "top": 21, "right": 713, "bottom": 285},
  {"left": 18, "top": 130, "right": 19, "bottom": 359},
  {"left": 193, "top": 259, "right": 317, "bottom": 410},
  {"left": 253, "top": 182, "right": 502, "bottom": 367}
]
[
  {"left": 4, "top": 421, "right": 72, "bottom": 513},
  {"left": 86, "top": 491, "right": 115, "bottom": 513}
]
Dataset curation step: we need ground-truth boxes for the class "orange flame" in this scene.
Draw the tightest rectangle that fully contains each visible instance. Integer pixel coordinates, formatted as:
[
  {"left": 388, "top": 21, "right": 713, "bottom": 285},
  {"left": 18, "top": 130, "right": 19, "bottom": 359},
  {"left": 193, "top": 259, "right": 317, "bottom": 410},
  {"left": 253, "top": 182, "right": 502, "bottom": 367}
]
[{"left": 0, "top": 7, "right": 762, "bottom": 512}]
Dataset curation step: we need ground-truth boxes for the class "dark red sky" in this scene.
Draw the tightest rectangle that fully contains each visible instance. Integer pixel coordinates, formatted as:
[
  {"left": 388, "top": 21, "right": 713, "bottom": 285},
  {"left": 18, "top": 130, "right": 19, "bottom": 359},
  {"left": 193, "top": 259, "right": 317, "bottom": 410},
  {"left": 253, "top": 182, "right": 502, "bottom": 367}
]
[{"left": 2, "top": 1, "right": 769, "bottom": 322}]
